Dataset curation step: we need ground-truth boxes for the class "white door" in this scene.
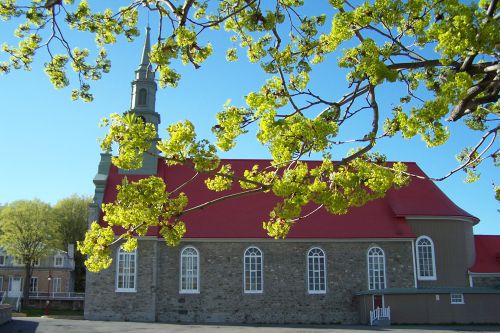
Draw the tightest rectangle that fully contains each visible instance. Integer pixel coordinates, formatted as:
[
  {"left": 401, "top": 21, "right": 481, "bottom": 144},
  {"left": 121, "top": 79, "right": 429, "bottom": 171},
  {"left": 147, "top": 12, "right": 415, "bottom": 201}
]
[{"left": 8, "top": 277, "right": 22, "bottom": 297}]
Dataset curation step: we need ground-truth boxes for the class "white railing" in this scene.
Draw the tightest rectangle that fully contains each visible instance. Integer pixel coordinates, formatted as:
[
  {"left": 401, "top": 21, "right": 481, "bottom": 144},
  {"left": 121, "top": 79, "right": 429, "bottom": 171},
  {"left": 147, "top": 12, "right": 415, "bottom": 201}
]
[
  {"left": 370, "top": 306, "right": 391, "bottom": 325},
  {"left": 15, "top": 296, "right": 21, "bottom": 312},
  {"left": 28, "top": 292, "right": 85, "bottom": 300}
]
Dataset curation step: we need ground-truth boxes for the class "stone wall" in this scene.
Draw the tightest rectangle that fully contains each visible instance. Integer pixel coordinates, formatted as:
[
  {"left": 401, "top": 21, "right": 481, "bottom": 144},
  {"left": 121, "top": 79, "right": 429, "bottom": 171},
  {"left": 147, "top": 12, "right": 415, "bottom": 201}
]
[
  {"left": 84, "top": 240, "right": 158, "bottom": 322},
  {"left": 0, "top": 304, "right": 11, "bottom": 325},
  {"left": 84, "top": 238, "right": 414, "bottom": 324},
  {"left": 472, "top": 276, "right": 500, "bottom": 288},
  {"left": 85, "top": 239, "right": 414, "bottom": 324},
  {"left": 156, "top": 240, "right": 413, "bottom": 324}
]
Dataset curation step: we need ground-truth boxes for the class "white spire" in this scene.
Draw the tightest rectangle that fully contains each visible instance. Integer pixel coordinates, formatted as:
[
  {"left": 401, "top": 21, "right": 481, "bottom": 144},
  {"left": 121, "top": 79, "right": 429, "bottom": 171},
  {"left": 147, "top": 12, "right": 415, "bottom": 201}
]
[
  {"left": 136, "top": 26, "right": 154, "bottom": 80},
  {"left": 140, "top": 26, "right": 151, "bottom": 67}
]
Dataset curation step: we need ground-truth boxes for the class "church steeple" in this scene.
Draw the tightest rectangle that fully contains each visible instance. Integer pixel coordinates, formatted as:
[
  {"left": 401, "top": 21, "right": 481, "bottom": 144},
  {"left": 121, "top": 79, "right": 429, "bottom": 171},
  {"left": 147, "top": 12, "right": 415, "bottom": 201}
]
[
  {"left": 130, "top": 26, "right": 160, "bottom": 132},
  {"left": 124, "top": 26, "right": 160, "bottom": 175}
]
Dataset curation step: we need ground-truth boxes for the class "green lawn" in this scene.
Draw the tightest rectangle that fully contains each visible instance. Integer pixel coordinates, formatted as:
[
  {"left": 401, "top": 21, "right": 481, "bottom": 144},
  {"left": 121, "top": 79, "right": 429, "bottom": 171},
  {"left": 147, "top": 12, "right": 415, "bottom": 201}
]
[{"left": 20, "top": 308, "right": 84, "bottom": 317}]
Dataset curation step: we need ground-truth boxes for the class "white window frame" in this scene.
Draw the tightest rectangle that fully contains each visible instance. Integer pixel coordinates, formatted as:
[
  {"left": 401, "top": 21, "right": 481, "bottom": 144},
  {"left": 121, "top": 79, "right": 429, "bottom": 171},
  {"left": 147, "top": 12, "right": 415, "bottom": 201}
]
[
  {"left": 180, "top": 246, "right": 199, "bottom": 294},
  {"left": 33, "top": 258, "right": 40, "bottom": 267},
  {"left": 416, "top": 236, "right": 437, "bottom": 280},
  {"left": 115, "top": 248, "right": 137, "bottom": 292},
  {"left": 243, "top": 246, "right": 263, "bottom": 294},
  {"left": 54, "top": 255, "right": 64, "bottom": 267},
  {"left": 367, "top": 247, "right": 386, "bottom": 290},
  {"left": 450, "top": 293, "right": 464, "bottom": 304},
  {"left": 307, "top": 247, "right": 327, "bottom": 294},
  {"left": 8, "top": 276, "right": 23, "bottom": 292},
  {"left": 30, "top": 277, "right": 38, "bottom": 293},
  {"left": 13, "top": 257, "right": 23, "bottom": 266},
  {"left": 52, "top": 277, "right": 62, "bottom": 293}
]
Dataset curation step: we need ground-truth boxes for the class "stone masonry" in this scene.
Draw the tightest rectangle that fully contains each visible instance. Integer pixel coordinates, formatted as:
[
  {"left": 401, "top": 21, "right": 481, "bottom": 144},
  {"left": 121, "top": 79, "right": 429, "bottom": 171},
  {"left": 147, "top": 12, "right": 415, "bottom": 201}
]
[
  {"left": 85, "top": 240, "right": 157, "bottom": 322},
  {"left": 85, "top": 239, "right": 414, "bottom": 324},
  {"left": 472, "top": 276, "right": 500, "bottom": 288}
]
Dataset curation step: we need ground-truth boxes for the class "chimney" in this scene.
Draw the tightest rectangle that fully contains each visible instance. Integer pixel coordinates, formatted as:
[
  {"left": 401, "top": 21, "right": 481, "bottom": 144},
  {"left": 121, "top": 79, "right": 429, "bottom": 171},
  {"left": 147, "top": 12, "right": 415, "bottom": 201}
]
[{"left": 68, "top": 244, "right": 75, "bottom": 259}]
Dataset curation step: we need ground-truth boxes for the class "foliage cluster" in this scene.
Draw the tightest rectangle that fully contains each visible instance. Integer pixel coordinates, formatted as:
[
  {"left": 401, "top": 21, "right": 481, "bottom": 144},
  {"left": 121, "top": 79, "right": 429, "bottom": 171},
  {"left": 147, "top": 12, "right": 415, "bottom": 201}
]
[{"left": 1, "top": 0, "right": 498, "bottom": 271}]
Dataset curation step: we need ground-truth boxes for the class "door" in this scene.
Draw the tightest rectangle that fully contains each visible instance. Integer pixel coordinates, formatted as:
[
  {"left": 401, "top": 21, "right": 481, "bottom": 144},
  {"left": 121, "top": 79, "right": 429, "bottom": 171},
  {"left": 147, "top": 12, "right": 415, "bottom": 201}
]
[
  {"left": 373, "top": 294, "right": 384, "bottom": 309},
  {"left": 8, "top": 277, "right": 22, "bottom": 297}
]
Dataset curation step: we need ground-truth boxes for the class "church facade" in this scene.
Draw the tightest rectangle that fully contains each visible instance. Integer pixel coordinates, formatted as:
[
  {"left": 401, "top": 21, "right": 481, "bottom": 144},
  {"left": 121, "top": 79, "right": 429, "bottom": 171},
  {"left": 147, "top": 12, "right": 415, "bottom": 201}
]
[{"left": 84, "top": 29, "right": 500, "bottom": 325}]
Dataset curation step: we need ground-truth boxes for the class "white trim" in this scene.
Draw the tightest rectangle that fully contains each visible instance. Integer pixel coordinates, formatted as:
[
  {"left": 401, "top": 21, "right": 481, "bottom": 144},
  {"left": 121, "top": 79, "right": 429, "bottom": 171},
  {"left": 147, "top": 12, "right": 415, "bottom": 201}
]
[
  {"left": 469, "top": 273, "right": 474, "bottom": 287},
  {"left": 54, "top": 254, "right": 64, "bottom": 267},
  {"left": 307, "top": 247, "right": 327, "bottom": 294},
  {"left": 115, "top": 248, "right": 137, "bottom": 293},
  {"left": 411, "top": 240, "right": 417, "bottom": 288},
  {"left": 469, "top": 272, "right": 500, "bottom": 277},
  {"left": 243, "top": 246, "right": 264, "bottom": 294},
  {"left": 179, "top": 246, "right": 200, "bottom": 294},
  {"left": 450, "top": 293, "right": 465, "bottom": 304},
  {"left": 52, "top": 277, "right": 62, "bottom": 293},
  {"left": 415, "top": 236, "right": 437, "bottom": 281},
  {"left": 178, "top": 238, "right": 414, "bottom": 243},
  {"left": 13, "top": 257, "right": 23, "bottom": 267},
  {"left": 405, "top": 216, "right": 477, "bottom": 224},
  {"left": 30, "top": 276, "right": 38, "bottom": 293},
  {"left": 367, "top": 246, "right": 386, "bottom": 290}
]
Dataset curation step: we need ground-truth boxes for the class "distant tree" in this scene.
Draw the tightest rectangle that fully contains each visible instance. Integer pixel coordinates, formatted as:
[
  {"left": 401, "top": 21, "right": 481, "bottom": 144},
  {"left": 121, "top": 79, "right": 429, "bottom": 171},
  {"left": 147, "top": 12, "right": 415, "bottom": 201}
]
[
  {"left": 0, "top": 200, "right": 56, "bottom": 306},
  {"left": 53, "top": 194, "right": 92, "bottom": 291}
]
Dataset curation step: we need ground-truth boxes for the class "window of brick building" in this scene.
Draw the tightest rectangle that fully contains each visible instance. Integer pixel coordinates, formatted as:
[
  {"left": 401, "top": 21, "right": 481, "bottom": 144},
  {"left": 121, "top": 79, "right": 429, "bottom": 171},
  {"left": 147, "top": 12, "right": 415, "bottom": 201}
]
[
  {"left": 53, "top": 277, "right": 62, "bottom": 293},
  {"left": 244, "top": 247, "right": 263, "bottom": 293},
  {"left": 307, "top": 247, "right": 326, "bottom": 294},
  {"left": 180, "top": 247, "right": 199, "bottom": 293},
  {"left": 30, "top": 277, "right": 38, "bottom": 292}
]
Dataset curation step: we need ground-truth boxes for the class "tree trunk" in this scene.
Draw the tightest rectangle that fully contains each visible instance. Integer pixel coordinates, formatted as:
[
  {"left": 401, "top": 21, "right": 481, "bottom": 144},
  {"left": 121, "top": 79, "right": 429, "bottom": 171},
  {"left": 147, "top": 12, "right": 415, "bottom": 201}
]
[{"left": 22, "top": 262, "right": 32, "bottom": 308}]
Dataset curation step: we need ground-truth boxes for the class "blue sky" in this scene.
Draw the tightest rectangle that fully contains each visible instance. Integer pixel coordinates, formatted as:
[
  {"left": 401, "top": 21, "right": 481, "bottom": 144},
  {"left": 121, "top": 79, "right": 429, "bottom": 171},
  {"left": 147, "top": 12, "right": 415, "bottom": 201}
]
[{"left": 0, "top": 7, "right": 498, "bottom": 235}]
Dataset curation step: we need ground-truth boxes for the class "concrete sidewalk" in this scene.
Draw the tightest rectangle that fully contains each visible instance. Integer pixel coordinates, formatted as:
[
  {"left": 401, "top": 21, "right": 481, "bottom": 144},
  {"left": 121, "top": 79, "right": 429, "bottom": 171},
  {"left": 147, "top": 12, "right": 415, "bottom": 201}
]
[{"left": 1, "top": 318, "right": 500, "bottom": 333}]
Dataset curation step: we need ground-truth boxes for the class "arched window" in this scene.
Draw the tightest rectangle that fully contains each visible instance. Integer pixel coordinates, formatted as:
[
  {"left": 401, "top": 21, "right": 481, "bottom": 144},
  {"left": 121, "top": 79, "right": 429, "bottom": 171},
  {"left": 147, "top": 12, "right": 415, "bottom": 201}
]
[
  {"left": 138, "top": 88, "right": 147, "bottom": 105},
  {"left": 307, "top": 247, "right": 326, "bottom": 293},
  {"left": 244, "top": 247, "right": 263, "bottom": 293},
  {"left": 116, "top": 248, "right": 136, "bottom": 292},
  {"left": 416, "top": 236, "right": 437, "bottom": 280},
  {"left": 180, "top": 246, "right": 199, "bottom": 293},
  {"left": 367, "top": 247, "right": 386, "bottom": 290}
]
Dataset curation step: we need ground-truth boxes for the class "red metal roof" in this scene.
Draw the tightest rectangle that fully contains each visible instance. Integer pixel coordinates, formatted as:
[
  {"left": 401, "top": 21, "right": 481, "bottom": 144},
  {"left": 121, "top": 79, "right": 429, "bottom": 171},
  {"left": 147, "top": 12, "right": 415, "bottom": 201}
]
[
  {"left": 386, "top": 163, "right": 478, "bottom": 222},
  {"left": 470, "top": 235, "right": 500, "bottom": 273},
  {"left": 101, "top": 159, "right": 477, "bottom": 239}
]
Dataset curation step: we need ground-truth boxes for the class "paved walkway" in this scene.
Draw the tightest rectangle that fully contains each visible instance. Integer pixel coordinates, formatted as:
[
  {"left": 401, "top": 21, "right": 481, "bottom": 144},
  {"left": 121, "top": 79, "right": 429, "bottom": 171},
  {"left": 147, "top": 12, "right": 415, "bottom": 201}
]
[{"left": 1, "top": 318, "right": 500, "bottom": 333}]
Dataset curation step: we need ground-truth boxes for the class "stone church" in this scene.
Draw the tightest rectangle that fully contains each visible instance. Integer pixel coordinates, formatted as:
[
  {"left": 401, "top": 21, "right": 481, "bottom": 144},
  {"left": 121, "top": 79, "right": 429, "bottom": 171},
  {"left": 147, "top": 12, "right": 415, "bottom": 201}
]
[{"left": 84, "top": 29, "right": 500, "bottom": 325}]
